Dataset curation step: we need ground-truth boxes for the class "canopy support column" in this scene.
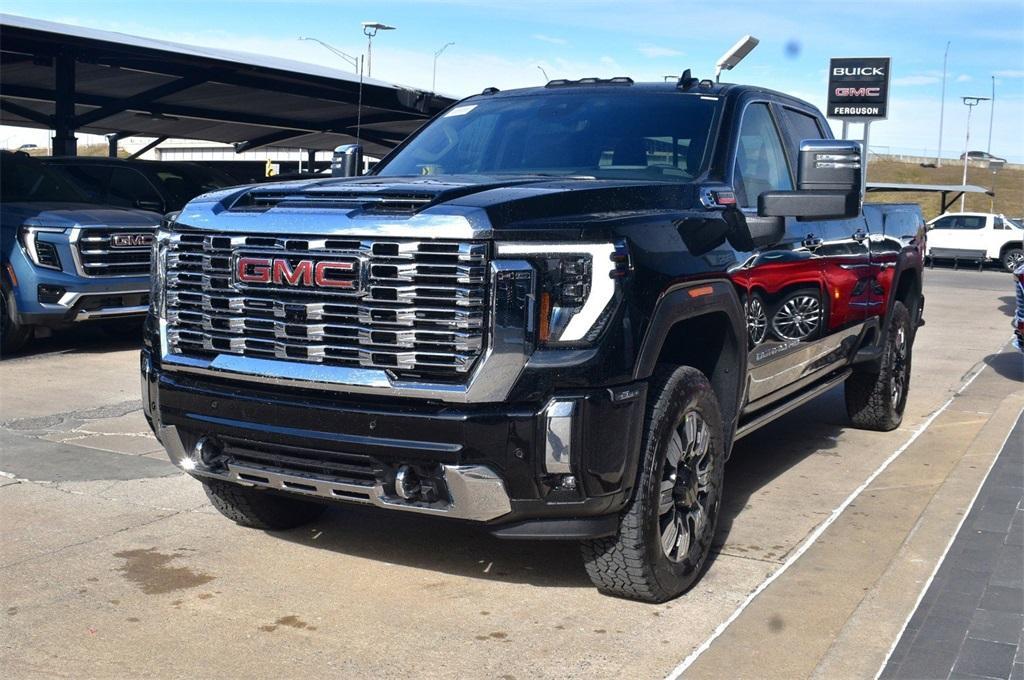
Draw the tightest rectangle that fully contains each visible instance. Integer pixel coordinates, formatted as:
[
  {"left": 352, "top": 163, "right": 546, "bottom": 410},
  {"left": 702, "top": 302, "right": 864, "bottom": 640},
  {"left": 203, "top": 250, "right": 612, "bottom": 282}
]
[{"left": 52, "top": 52, "right": 77, "bottom": 156}]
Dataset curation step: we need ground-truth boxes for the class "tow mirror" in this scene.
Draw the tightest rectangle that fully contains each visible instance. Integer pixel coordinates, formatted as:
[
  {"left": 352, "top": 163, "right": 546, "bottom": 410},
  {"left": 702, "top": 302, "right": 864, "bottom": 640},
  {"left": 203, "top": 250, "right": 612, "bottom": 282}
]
[
  {"left": 331, "top": 144, "right": 363, "bottom": 177},
  {"left": 759, "top": 139, "right": 862, "bottom": 220}
]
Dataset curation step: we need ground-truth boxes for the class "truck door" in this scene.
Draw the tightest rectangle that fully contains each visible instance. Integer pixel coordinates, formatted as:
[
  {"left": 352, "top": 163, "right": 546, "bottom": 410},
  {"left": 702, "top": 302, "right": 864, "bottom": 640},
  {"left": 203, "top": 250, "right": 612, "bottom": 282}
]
[{"left": 729, "top": 101, "right": 838, "bottom": 406}]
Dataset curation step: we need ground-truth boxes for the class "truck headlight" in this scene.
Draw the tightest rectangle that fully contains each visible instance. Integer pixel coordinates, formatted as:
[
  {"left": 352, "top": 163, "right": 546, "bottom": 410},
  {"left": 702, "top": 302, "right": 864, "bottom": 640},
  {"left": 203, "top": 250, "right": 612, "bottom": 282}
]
[
  {"left": 496, "top": 242, "right": 622, "bottom": 345},
  {"left": 150, "top": 225, "right": 173, "bottom": 320},
  {"left": 18, "top": 226, "right": 65, "bottom": 270}
]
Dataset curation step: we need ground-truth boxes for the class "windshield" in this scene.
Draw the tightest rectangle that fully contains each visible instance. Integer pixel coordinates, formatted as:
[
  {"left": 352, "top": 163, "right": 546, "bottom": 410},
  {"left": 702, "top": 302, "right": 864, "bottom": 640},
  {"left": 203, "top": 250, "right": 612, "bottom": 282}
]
[
  {"left": 150, "top": 164, "right": 237, "bottom": 205},
  {"left": 1, "top": 155, "right": 94, "bottom": 203},
  {"left": 376, "top": 91, "right": 719, "bottom": 181}
]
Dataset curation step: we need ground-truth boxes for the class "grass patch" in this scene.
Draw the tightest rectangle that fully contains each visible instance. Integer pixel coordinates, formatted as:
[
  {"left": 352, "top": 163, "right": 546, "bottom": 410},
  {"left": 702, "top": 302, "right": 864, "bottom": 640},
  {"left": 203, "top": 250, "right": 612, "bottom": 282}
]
[{"left": 867, "top": 158, "right": 1023, "bottom": 220}]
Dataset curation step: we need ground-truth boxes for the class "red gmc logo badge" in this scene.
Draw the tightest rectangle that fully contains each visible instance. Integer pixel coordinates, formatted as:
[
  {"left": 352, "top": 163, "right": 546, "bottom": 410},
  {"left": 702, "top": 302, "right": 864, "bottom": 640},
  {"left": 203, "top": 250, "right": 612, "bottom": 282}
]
[{"left": 234, "top": 256, "right": 359, "bottom": 291}]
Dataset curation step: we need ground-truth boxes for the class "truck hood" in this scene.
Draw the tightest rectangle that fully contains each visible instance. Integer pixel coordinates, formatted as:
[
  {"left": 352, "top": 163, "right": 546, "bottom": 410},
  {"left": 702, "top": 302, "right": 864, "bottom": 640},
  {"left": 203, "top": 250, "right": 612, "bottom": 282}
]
[
  {"left": 2, "top": 202, "right": 162, "bottom": 229},
  {"left": 181, "top": 175, "right": 699, "bottom": 238}
]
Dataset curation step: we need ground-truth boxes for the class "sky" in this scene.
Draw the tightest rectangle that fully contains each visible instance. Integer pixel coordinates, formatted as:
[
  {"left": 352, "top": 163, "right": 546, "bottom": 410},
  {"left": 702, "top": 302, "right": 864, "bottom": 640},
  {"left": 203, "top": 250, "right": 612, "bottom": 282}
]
[{"left": 2, "top": 0, "right": 1023, "bottom": 161}]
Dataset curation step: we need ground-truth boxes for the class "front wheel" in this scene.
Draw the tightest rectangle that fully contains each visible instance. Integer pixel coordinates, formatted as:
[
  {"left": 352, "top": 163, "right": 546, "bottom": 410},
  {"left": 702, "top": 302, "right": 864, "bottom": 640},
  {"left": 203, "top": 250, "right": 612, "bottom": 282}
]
[
  {"left": 845, "top": 301, "right": 913, "bottom": 431},
  {"left": 1001, "top": 248, "right": 1024, "bottom": 273},
  {"left": 581, "top": 366, "right": 725, "bottom": 602}
]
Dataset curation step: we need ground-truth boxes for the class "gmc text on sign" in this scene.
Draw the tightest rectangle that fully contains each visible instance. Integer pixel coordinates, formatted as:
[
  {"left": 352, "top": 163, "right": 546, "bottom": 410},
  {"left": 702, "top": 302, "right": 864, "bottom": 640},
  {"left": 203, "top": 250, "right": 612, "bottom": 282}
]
[{"left": 827, "top": 57, "right": 891, "bottom": 120}]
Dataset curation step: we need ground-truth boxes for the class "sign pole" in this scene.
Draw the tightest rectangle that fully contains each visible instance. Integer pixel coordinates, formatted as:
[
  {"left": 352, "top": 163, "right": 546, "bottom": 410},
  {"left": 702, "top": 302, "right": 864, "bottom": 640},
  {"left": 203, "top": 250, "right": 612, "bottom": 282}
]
[{"left": 862, "top": 122, "right": 871, "bottom": 188}]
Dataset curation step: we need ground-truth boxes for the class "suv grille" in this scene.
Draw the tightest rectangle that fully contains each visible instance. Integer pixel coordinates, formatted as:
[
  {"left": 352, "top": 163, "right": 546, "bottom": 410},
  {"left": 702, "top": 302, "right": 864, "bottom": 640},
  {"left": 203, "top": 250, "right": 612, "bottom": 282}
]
[
  {"left": 76, "top": 228, "right": 154, "bottom": 276},
  {"left": 165, "top": 230, "right": 488, "bottom": 378}
]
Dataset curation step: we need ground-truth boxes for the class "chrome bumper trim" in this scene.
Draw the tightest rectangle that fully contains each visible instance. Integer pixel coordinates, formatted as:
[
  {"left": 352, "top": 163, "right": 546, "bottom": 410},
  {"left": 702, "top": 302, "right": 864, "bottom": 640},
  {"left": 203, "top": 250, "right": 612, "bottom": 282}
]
[
  {"left": 159, "top": 259, "right": 536, "bottom": 403},
  {"left": 158, "top": 425, "right": 512, "bottom": 522},
  {"left": 75, "top": 304, "right": 149, "bottom": 320},
  {"left": 543, "top": 399, "right": 575, "bottom": 474}
]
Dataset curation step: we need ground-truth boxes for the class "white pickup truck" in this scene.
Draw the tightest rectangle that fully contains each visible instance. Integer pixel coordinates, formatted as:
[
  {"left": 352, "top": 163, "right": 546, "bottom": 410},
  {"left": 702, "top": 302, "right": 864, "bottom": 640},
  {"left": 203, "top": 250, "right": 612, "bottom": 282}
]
[{"left": 926, "top": 212, "right": 1024, "bottom": 271}]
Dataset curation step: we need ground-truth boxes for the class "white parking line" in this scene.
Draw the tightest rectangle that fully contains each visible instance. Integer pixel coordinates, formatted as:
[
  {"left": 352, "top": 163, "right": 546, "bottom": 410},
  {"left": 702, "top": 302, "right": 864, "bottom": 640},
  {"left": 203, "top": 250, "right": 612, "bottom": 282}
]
[
  {"left": 873, "top": 404, "right": 1022, "bottom": 679},
  {"left": 665, "top": 350, "right": 995, "bottom": 680}
]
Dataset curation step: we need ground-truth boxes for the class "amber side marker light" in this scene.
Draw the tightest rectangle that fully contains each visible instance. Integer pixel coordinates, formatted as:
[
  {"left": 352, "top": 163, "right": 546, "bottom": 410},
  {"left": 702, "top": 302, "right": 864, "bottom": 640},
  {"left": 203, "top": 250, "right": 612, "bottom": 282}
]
[
  {"left": 688, "top": 286, "right": 714, "bottom": 298},
  {"left": 539, "top": 291, "right": 552, "bottom": 342},
  {"left": 5, "top": 263, "right": 17, "bottom": 287}
]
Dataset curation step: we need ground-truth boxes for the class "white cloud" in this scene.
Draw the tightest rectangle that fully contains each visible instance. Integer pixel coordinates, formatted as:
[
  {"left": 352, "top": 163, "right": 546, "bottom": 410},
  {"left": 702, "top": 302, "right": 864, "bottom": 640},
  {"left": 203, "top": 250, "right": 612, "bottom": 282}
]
[
  {"left": 994, "top": 69, "right": 1024, "bottom": 78},
  {"left": 532, "top": 34, "right": 568, "bottom": 45},
  {"left": 893, "top": 75, "right": 941, "bottom": 86},
  {"left": 637, "top": 44, "right": 684, "bottom": 58},
  {"left": 956, "top": 74, "right": 972, "bottom": 82}
]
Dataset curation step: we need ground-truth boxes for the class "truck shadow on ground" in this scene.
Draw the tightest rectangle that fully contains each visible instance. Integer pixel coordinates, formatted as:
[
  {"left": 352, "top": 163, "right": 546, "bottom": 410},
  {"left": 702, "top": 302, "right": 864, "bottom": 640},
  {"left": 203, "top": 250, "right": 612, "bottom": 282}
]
[
  {"left": 0, "top": 324, "right": 142, "bottom": 361},
  {"left": 705, "top": 387, "right": 845, "bottom": 571},
  {"left": 272, "top": 388, "right": 848, "bottom": 591}
]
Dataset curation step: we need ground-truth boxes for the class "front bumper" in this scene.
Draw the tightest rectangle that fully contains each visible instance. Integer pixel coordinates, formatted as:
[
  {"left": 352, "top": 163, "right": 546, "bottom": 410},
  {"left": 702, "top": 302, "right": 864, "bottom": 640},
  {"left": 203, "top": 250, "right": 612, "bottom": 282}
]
[{"left": 142, "top": 349, "right": 646, "bottom": 535}]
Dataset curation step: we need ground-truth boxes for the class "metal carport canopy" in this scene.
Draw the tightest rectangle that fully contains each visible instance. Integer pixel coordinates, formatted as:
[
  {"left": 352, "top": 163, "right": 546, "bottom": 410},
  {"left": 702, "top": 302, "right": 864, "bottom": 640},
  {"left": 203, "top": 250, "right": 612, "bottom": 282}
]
[
  {"left": 0, "top": 14, "right": 456, "bottom": 158},
  {"left": 865, "top": 182, "right": 995, "bottom": 214}
]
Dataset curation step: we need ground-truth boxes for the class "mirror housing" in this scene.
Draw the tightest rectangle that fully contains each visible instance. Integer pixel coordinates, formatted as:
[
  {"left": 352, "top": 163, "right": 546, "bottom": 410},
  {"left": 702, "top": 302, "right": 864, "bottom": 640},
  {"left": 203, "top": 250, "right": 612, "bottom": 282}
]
[
  {"left": 758, "top": 139, "right": 862, "bottom": 220},
  {"left": 331, "top": 144, "right": 363, "bottom": 177}
]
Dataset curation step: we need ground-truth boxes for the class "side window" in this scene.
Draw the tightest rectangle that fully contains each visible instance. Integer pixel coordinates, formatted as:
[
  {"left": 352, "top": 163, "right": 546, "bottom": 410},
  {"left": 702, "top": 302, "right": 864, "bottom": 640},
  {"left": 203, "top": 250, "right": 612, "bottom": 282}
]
[
  {"left": 955, "top": 216, "right": 986, "bottom": 230},
  {"left": 931, "top": 216, "right": 956, "bottom": 230},
  {"left": 107, "top": 168, "right": 163, "bottom": 209},
  {"left": 734, "top": 103, "right": 793, "bottom": 208},
  {"left": 782, "top": 108, "right": 824, "bottom": 150},
  {"left": 57, "top": 164, "right": 110, "bottom": 202}
]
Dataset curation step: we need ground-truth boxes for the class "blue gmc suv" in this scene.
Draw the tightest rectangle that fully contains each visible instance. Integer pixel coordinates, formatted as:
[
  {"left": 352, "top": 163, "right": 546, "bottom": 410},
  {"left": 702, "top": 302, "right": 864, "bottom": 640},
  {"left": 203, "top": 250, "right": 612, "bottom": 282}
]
[{"left": 1, "top": 151, "right": 160, "bottom": 353}]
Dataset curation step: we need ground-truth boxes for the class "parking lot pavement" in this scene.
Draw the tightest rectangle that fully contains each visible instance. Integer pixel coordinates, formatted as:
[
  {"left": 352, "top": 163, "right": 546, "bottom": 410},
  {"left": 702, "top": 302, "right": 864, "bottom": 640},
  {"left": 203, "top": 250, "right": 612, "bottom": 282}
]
[{"left": 1, "top": 268, "right": 1021, "bottom": 680}]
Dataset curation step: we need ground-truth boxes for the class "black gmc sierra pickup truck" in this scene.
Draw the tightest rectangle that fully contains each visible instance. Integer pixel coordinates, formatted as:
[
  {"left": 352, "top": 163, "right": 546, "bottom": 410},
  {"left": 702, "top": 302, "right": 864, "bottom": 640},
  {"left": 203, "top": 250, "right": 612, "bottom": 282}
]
[{"left": 142, "top": 75, "right": 924, "bottom": 602}]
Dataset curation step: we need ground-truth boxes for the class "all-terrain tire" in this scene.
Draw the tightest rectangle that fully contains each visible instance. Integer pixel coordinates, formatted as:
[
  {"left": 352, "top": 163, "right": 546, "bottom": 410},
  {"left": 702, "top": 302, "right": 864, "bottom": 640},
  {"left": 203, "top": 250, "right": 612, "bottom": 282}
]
[
  {"left": 845, "top": 301, "right": 913, "bottom": 431},
  {"left": 581, "top": 365, "right": 725, "bottom": 603},
  {"left": 203, "top": 479, "right": 326, "bottom": 530}
]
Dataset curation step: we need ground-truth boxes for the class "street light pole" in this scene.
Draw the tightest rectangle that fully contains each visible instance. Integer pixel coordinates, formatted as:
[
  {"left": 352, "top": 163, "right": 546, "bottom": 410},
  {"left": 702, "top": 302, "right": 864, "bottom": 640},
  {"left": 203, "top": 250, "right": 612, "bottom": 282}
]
[
  {"left": 298, "top": 37, "right": 359, "bottom": 72},
  {"left": 432, "top": 42, "right": 454, "bottom": 93},
  {"left": 987, "top": 75, "right": 995, "bottom": 154},
  {"left": 362, "top": 22, "right": 396, "bottom": 78},
  {"left": 960, "top": 96, "right": 990, "bottom": 211},
  {"left": 936, "top": 41, "right": 950, "bottom": 167}
]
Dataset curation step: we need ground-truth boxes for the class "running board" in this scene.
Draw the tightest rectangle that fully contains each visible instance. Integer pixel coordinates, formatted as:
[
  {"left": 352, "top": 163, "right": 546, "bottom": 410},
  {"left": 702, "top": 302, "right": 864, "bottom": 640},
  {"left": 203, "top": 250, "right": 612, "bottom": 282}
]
[{"left": 735, "top": 369, "right": 852, "bottom": 440}]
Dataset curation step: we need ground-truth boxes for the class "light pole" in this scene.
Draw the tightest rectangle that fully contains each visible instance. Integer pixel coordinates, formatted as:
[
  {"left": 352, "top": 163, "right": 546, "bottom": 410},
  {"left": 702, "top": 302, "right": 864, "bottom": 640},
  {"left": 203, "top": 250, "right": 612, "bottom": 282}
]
[
  {"left": 936, "top": 41, "right": 950, "bottom": 167},
  {"left": 432, "top": 42, "right": 454, "bottom": 93},
  {"left": 987, "top": 75, "right": 995, "bottom": 154},
  {"left": 960, "top": 95, "right": 990, "bottom": 211},
  {"left": 361, "top": 22, "right": 396, "bottom": 78},
  {"left": 298, "top": 36, "right": 360, "bottom": 72},
  {"left": 298, "top": 36, "right": 365, "bottom": 149}
]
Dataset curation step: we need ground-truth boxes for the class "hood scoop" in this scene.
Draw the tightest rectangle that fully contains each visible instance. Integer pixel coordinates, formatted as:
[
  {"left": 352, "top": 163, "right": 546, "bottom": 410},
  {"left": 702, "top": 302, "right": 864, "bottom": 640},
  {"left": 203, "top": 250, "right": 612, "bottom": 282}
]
[{"left": 229, "top": 186, "right": 437, "bottom": 215}]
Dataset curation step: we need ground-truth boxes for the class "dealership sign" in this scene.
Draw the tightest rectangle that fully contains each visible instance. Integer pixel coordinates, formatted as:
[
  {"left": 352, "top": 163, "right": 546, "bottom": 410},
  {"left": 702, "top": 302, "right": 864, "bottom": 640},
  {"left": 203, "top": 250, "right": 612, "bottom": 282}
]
[{"left": 827, "top": 57, "right": 891, "bottom": 120}]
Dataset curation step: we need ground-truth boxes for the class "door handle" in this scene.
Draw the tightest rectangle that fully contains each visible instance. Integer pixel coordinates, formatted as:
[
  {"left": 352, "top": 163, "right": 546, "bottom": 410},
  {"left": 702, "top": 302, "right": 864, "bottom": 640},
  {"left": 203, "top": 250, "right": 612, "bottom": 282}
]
[
  {"left": 852, "top": 228, "right": 868, "bottom": 243},
  {"left": 801, "top": 234, "right": 823, "bottom": 249}
]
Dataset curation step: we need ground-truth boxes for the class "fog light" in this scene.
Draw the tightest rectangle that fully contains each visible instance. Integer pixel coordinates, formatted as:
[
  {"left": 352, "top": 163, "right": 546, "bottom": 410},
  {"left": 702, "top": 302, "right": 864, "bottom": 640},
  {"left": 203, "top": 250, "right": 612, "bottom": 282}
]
[
  {"left": 544, "top": 399, "right": 576, "bottom": 474},
  {"left": 37, "top": 284, "right": 66, "bottom": 304}
]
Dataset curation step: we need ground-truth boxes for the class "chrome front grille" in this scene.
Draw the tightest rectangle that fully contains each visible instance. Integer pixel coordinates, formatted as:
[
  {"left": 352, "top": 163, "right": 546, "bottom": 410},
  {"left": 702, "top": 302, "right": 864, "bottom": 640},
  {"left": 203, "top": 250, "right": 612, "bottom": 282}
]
[
  {"left": 164, "top": 230, "right": 488, "bottom": 378},
  {"left": 75, "top": 228, "right": 155, "bottom": 277}
]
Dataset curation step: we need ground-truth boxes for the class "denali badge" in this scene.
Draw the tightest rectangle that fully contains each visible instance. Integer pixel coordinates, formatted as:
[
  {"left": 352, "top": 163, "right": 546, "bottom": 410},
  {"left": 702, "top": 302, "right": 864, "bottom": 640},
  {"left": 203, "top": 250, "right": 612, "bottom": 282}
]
[
  {"left": 233, "top": 255, "right": 363, "bottom": 293},
  {"left": 111, "top": 232, "right": 154, "bottom": 248}
]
